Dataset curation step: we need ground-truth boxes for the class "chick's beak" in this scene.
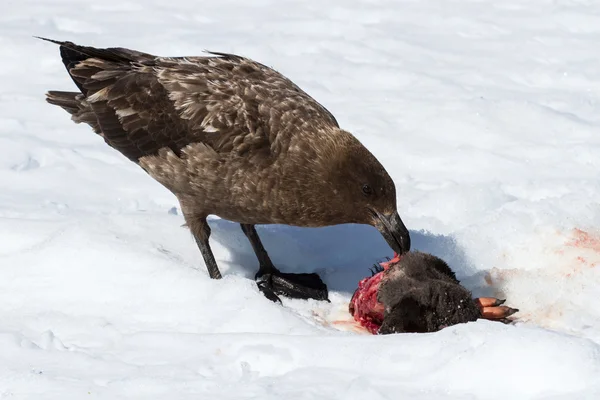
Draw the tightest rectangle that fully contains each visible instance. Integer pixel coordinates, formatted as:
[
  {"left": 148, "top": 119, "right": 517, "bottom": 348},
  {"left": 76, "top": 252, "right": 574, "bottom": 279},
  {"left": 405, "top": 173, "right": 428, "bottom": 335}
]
[{"left": 373, "top": 210, "right": 411, "bottom": 255}]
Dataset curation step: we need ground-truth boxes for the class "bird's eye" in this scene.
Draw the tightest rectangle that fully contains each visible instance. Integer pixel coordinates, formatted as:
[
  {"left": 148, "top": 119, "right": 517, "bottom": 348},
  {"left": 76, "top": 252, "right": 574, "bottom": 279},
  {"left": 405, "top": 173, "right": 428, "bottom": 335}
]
[{"left": 362, "top": 184, "right": 373, "bottom": 196}]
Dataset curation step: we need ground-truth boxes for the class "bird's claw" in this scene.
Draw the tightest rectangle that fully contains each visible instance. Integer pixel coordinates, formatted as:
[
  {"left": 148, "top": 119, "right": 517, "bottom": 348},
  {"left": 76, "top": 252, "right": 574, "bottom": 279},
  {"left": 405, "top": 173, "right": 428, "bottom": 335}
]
[
  {"left": 256, "top": 275, "right": 283, "bottom": 303},
  {"left": 255, "top": 270, "right": 329, "bottom": 302}
]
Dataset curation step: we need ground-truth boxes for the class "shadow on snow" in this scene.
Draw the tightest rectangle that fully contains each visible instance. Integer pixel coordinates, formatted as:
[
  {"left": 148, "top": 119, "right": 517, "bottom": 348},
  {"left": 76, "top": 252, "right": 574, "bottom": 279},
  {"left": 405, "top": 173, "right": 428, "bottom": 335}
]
[{"left": 207, "top": 217, "right": 487, "bottom": 296}]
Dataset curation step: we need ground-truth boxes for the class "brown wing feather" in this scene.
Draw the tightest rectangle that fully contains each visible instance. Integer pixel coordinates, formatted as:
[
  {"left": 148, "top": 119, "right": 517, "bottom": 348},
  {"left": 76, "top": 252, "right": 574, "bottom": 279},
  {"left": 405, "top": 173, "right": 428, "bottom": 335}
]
[
  {"left": 42, "top": 38, "right": 340, "bottom": 164},
  {"left": 154, "top": 54, "right": 339, "bottom": 156},
  {"left": 62, "top": 56, "right": 196, "bottom": 162}
]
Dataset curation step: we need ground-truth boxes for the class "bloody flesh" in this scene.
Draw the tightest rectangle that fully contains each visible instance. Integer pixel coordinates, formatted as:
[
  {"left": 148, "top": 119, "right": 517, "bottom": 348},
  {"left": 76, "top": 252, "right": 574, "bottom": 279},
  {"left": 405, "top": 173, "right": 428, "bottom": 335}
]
[{"left": 349, "top": 252, "right": 401, "bottom": 334}]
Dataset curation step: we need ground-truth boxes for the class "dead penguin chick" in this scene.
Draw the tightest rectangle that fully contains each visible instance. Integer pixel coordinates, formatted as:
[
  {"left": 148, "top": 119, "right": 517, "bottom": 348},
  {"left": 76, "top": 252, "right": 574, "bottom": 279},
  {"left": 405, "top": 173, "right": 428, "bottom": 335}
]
[
  {"left": 39, "top": 37, "right": 411, "bottom": 303},
  {"left": 349, "top": 252, "right": 519, "bottom": 334}
]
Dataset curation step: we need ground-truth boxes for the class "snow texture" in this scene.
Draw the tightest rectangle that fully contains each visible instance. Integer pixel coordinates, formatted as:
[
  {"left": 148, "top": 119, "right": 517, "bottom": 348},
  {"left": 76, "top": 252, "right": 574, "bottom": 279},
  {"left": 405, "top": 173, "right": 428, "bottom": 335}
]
[{"left": 2, "top": 0, "right": 600, "bottom": 398}]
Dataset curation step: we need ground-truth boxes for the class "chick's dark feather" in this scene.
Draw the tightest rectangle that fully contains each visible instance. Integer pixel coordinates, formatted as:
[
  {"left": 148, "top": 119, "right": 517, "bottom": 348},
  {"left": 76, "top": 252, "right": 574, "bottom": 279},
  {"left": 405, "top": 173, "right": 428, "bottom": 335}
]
[{"left": 377, "top": 252, "right": 481, "bottom": 334}]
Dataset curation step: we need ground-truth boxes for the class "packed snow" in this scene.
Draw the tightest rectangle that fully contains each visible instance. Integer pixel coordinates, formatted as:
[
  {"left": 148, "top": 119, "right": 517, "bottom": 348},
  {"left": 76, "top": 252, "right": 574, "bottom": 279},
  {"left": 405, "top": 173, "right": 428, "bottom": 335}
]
[{"left": 2, "top": 0, "right": 600, "bottom": 398}]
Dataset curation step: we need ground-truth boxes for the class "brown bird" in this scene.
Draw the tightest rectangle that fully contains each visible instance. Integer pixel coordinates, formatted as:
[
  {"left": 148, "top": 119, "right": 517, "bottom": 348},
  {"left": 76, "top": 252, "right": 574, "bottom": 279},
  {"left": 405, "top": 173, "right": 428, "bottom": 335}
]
[{"left": 38, "top": 37, "right": 411, "bottom": 303}]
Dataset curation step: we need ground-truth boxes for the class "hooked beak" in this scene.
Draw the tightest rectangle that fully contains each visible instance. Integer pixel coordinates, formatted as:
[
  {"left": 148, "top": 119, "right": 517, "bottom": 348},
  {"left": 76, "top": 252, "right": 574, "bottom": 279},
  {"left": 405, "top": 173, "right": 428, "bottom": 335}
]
[{"left": 373, "top": 210, "right": 411, "bottom": 255}]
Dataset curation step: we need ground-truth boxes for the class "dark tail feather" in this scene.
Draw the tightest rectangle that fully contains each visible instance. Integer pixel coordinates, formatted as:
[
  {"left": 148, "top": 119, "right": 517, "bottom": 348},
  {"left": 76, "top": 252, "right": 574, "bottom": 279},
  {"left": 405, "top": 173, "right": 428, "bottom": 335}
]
[
  {"left": 45, "top": 90, "right": 102, "bottom": 134},
  {"left": 46, "top": 91, "right": 81, "bottom": 115}
]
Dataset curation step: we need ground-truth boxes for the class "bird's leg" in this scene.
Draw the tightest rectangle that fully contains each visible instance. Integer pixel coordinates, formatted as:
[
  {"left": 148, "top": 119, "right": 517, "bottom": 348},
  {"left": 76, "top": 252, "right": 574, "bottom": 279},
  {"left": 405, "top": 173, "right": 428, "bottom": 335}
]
[
  {"left": 240, "top": 223, "right": 329, "bottom": 302},
  {"left": 186, "top": 214, "right": 222, "bottom": 279},
  {"left": 239, "top": 223, "right": 277, "bottom": 276}
]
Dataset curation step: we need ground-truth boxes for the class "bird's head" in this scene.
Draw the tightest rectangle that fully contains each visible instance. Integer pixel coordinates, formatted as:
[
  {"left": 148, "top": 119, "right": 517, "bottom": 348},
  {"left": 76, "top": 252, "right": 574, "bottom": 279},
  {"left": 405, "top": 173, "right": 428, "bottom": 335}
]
[{"left": 308, "top": 129, "right": 411, "bottom": 256}]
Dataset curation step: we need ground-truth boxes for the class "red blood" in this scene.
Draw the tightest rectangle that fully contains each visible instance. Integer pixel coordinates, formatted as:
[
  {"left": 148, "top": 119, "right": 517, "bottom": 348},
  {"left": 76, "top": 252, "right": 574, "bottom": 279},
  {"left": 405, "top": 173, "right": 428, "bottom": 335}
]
[
  {"left": 378, "top": 252, "right": 401, "bottom": 270},
  {"left": 349, "top": 252, "right": 400, "bottom": 334}
]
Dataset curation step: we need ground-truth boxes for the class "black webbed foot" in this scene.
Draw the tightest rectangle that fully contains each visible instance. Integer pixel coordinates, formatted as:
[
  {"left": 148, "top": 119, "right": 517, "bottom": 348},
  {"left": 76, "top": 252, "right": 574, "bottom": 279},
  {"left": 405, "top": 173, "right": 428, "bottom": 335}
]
[{"left": 256, "top": 270, "right": 329, "bottom": 302}]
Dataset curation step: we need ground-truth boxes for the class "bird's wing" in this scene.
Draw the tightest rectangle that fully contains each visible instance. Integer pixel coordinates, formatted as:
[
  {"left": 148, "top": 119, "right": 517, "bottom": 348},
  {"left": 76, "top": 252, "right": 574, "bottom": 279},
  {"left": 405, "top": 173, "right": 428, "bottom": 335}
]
[
  {"left": 42, "top": 38, "right": 339, "bottom": 163},
  {"left": 154, "top": 52, "right": 340, "bottom": 156}
]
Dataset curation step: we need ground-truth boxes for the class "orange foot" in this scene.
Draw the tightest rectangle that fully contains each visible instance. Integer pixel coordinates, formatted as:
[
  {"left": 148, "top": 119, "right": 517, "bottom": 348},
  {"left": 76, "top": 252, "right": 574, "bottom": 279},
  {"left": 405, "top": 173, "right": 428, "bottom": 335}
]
[{"left": 474, "top": 297, "right": 519, "bottom": 324}]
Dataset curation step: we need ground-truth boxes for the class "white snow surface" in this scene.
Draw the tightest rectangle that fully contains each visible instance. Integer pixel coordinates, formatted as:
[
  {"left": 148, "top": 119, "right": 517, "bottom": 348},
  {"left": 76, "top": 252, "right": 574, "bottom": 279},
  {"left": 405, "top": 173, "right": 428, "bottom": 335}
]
[{"left": 3, "top": 0, "right": 600, "bottom": 398}]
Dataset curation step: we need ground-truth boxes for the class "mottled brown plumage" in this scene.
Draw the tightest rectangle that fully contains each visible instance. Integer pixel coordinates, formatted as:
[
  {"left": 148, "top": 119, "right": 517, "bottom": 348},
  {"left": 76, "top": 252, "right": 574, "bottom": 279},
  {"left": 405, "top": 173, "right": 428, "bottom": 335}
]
[{"left": 40, "top": 37, "right": 411, "bottom": 302}]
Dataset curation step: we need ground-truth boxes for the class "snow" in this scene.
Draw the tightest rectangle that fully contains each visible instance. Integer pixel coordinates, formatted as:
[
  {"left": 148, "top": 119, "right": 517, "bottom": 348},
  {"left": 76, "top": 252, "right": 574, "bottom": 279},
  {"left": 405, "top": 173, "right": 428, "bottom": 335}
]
[{"left": 2, "top": 0, "right": 600, "bottom": 398}]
